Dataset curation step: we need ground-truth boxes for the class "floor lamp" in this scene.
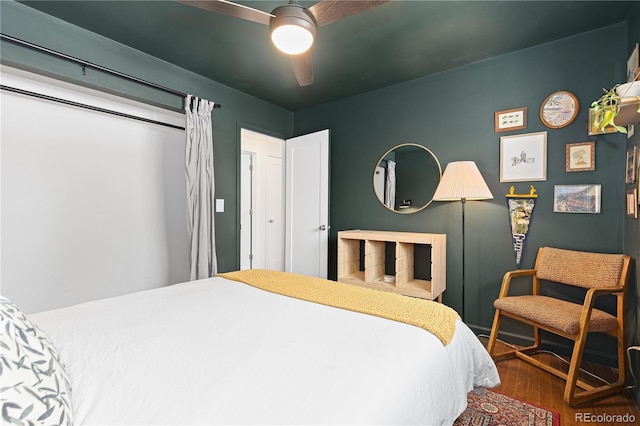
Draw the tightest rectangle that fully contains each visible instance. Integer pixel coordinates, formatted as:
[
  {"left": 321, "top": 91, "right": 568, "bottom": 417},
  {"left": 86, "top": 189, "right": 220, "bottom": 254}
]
[{"left": 432, "top": 161, "right": 493, "bottom": 319}]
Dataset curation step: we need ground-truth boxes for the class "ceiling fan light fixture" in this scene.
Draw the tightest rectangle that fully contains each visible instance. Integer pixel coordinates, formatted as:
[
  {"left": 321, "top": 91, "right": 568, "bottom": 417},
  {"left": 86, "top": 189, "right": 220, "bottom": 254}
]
[{"left": 270, "top": 4, "right": 316, "bottom": 55}]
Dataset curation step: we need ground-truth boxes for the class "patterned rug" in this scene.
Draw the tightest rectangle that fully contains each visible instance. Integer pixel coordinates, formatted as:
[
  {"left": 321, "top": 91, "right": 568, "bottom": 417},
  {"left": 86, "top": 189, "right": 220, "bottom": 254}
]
[{"left": 454, "top": 389, "right": 560, "bottom": 426}]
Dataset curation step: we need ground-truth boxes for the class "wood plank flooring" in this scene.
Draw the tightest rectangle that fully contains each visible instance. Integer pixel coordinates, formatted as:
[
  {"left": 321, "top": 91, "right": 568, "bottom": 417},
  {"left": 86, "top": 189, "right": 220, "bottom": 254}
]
[{"left": 484, "top": 339, "right": 640, "bottom": 425}]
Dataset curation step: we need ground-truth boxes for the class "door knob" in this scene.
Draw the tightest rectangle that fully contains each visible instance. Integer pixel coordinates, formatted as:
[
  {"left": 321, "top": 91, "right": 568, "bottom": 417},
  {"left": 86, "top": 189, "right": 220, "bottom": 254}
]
[{"left": 319, "top": 225, "right": 327, "bottom": 231}]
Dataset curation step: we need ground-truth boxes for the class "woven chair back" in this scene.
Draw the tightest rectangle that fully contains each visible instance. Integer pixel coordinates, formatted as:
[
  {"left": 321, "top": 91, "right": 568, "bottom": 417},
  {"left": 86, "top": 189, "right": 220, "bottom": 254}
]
[{"left": 535, "top": 247, "right": 626, "bottom": 289}]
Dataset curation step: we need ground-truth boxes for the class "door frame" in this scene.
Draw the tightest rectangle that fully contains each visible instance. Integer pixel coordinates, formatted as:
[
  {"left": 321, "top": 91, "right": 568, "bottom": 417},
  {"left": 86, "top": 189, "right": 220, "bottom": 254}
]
[{"left": 236, "top": 123, "right": 287, "bottom": 270}]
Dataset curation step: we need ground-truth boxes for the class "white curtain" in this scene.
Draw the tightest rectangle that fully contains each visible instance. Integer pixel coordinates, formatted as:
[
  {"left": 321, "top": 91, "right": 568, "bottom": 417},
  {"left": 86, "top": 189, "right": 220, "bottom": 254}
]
[
  {"left": 385, "top": 160, "right": 396, "bottom": 210},
  {"left": 185, "top": 95, "right": 217, "bottom": 280}
]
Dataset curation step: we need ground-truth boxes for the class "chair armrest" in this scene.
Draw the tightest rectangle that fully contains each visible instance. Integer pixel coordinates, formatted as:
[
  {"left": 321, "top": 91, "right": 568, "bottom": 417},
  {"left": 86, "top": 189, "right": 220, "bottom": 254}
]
[
  {"left": 497, "top": 269, "right": 537, "bottom": 298},
  {"left": 587, "top": 286, "right": 625, "bottom": 296},
  {"left": 583, "top": 286, "right": 625, "bottom": 307},
  {"left": 578, "top": 286, "right": 626, "bottom": 332}
]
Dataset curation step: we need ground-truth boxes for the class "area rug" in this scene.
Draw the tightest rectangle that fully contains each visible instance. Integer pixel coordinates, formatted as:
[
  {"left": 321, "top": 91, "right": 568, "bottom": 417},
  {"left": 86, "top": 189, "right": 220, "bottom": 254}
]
[{"left": 454, "top": 389, "right": 560, "bottom": 426}]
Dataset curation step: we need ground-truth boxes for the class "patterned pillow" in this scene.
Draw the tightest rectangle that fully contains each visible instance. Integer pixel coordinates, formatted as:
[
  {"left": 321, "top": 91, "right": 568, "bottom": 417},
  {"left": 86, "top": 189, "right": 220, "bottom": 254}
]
[{"left": 0, "top": 296, "right": 73, "bottom": 425}]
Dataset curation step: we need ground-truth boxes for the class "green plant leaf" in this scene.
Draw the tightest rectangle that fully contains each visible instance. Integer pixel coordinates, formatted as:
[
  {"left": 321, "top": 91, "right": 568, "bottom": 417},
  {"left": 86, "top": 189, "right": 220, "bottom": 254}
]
[{"left": 614, "top": 125, "right": 627, "bottom": 133}]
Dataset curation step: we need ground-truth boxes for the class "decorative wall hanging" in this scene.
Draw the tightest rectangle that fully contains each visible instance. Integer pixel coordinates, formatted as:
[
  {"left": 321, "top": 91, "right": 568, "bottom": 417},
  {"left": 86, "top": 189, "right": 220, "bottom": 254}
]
[
  {"left": 506, "top": 185, "right": 537, "bottom": 268},
  {"left": 566, "top": 141, "right": 595, "bottom": 172},
  {"left": 494, "top": 107, "right": 527, "bottom": 132},
  {"left": 588, "top": 107, "right": 618, "bottom": 135},
  {"left": 627, "top": 188, "right": 638, "bottom": 218},
  {"left": 626, "top": 145, "right": 637, "bottom": 184},
  {"left": 500, "top": 131, "right": 547, "bottom": 182},
  {"left": 627, "top": 43, "right": 639, "bottom": 83},
  {"left": 540, "top": 91, "right": 579, "bottom": 129},
  {"left": 553, "top": 184, "right": 602, "bottom": 214}
]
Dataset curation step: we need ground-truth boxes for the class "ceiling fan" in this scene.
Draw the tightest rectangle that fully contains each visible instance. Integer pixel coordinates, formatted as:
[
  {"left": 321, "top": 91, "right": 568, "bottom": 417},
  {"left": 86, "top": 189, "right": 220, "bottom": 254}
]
[{"left": 178, "top": 0, "right": 388, "bottom": 86}]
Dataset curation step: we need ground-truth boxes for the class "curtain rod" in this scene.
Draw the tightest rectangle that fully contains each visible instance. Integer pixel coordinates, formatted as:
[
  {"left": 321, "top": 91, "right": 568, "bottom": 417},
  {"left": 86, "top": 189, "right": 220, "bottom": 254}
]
[
  {"left": 1, "top": 84, "right": 186, "bottom": 130},
  {"left": 0, "top": 33, "right": 221, "bottom": 109}
]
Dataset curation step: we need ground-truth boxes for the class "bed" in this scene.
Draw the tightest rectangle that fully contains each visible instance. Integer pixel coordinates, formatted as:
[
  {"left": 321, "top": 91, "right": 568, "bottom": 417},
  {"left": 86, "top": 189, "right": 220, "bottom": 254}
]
[{"left": 1, "top": 270, "right": 500, "bottom": 425}]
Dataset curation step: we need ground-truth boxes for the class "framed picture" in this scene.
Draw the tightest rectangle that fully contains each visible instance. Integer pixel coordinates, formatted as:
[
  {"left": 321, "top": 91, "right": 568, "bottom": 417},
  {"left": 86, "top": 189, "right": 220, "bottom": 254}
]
[
  {"left": 553, "top": 184, "right": 601, "bottom": 214},
  {"left": 627, "top": 189, "right": 638, "bottom": 218},
  {"left": 565, "top": 142, "right": 595, "bottom": 172},
  {"left": 500, "top": 131, "right": 547, "bottom": 182},
  {"left": 495, "top": 107, "right": 527, "bottom": 132},
  {"left": 540, "top": 91, "right": 579, "bottom": 129},
  {"left": 626, "top": 146, "right": 637, "bottom": 184},
  {"left": 588, "top": 108, "right": 617, "bottom": 135},
  {"left": 628, "top": 43, "right": 639, "bottom": 83}
]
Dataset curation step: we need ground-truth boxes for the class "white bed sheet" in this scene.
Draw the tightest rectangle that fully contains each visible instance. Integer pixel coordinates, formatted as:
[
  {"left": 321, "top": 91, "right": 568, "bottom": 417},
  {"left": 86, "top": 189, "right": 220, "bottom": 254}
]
[{"left": 29, "top": 276, "right": 499, "bottom": 425}]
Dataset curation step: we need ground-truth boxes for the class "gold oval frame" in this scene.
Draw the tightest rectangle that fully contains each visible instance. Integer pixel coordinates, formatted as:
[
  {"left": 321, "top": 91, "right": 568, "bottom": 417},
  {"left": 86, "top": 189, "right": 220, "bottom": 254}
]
[
  {"left": 540, "top": 90, "right": 579, "bottom": 129},
  {"left": 372, "top": 143, "right": 442, "bottom": 214}
]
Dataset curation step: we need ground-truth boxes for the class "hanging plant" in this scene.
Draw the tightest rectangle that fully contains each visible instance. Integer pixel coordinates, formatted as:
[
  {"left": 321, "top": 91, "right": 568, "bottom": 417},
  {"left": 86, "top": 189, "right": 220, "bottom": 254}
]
[
  {"left": 590, "top": 85, "right": 628, "bottom": 133},
  {"left": 590, "top": 72, "right": 640, "bottom": 135}
]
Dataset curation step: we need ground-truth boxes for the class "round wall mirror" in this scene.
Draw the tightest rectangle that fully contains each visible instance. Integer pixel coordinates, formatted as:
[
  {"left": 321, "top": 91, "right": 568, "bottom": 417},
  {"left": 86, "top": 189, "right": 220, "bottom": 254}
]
[{"left": 373, "top": 143, "right": 442, "bottom": 214}]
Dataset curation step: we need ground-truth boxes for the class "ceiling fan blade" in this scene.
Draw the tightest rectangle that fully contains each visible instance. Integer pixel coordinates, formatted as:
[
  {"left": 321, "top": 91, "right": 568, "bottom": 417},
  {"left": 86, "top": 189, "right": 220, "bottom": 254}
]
[
  {"left": 308, "top": 0, "right": 388, "bottom": 27},
  {"left": 178, "top": 0, "right": 273, "bottom": 26},
  {"left": 290, "top": 53, "right": 313, "bottom": 86}
]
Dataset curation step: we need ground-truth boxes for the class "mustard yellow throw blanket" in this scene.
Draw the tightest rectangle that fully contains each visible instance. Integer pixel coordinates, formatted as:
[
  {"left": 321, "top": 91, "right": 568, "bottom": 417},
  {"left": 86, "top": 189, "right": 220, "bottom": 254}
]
[{"left": 218, "top": 269, "right": 460, "bottom": 345}]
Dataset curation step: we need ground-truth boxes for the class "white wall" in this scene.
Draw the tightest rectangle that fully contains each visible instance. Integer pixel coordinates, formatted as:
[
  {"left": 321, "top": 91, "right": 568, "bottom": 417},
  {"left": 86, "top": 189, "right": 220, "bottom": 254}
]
[{"left": 1, "top": 66, "right": 189, "bottom": 313}]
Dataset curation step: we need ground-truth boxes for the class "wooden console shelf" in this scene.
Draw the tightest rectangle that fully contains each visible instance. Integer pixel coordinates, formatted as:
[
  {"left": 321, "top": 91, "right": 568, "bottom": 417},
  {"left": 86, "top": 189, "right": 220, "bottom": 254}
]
[
  {"left": 615, "top": 97, "right": 640, "bottom": 127},
  {"left": 337, "top": 230, "right": 446, "bottom": 300}
]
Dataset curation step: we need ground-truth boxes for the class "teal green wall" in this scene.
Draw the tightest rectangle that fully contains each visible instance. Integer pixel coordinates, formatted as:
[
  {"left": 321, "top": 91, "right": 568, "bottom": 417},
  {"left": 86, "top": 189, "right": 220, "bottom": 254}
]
[
  {"left": 295, "top": 24, "right": 628, "bottom": 362},
  {"left": 0, "top": 1, "right": 294, "bottom": 273},
  {"left": 624, "top": 0, "right": 640, "bottom": 408}
]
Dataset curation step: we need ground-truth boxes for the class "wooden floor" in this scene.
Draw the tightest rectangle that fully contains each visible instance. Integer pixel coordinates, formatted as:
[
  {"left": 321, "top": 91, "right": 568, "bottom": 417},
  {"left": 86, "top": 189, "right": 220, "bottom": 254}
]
[{"left": 484, "top": 339, "right": 640, "bottom": 425}]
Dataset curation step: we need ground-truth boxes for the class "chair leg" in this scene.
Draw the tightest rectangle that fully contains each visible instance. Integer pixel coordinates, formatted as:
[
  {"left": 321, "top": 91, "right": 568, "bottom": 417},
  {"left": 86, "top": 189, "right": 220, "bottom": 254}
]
[
  {"left": 487, "top": 311, "right": 541, "bottom": 360},
  {"left": 487, "top": 310, "right": 502, "bottom": 356},
  {"left": 564, "top": 329, "right": 628, "bottom": 406},
  {"left": 564, "top": 329, "right": 589, "bottom": 405},
  {"left": 615, "top": 327, "right": 628, "bottom": 388}
]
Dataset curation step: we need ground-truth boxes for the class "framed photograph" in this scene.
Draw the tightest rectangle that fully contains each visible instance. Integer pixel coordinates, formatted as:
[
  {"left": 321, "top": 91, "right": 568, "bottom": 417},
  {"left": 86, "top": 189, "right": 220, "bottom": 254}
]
[
  {"left": 628, "top": 43, "right": 639, "bottom": 83},
  {"left": 500, "top": 131, "right": 547, "bottom": 182},
  {"left": 626, "top": 146, "right": 637, "bottom": 184},
  {"left": 553, "top": 184, "right": 601, "bottom": 214},
  {"left": 627, "top": 189, "right": 638, "bottom": 218},
  {"left": 495, "top": 107, "right": 527, "bottom": 132},
  {"left": 565, "top": 142, "right": 595, "bottom": 172},
  {"left": 588, "top": 108, "right": 617, "bottom": 136}
]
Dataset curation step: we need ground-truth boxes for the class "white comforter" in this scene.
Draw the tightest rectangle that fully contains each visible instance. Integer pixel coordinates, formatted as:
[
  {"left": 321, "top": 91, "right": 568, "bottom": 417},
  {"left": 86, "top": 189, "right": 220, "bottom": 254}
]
[{"left": 29, "top": 276, "right": 500, "bottom": 425}]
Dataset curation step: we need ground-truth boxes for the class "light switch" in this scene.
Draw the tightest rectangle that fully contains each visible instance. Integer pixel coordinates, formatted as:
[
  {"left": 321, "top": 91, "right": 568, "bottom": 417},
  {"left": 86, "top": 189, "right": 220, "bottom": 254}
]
[{"left": 215, "top": 199, "right": 224, "bottom": 212}]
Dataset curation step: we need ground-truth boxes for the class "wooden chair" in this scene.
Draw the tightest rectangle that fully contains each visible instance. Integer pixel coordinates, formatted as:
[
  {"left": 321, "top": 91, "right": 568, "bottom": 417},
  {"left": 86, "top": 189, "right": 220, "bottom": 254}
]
[{"left": 487, "top": 246, "right": 632, "bottom": 406}]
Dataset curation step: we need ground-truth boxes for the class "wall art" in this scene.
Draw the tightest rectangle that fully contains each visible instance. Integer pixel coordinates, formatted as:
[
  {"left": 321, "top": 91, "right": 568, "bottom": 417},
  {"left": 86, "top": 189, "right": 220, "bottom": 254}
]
[
  {"left": 505, "top": 185, "right": 537, "bottom": 268},
  {"left": 540, "top": 91, "right": 579, "bottom": 129},
  {"left": 500, "top": 131, "right": 547, "bottom": 182},
  {"left": 627, "top": 188, "right": 638, "bottom": 218},
  {"left": 495, "top": 107, "right": 527, "bottom": 132},
  {"left": 565, "top": 142, "right": 595, "bottom": 172},
  {"left": 626, "top": 145, "right": 637, "bottom": 184},
  {"left": 553, "top": 184, "right": 601, "bottom": 214},
  {"left": 588, "top": 107, "right": 618, "bottom": 136},
  {"left": 628, "top": 43, "right": 639, "bottom": 83}
]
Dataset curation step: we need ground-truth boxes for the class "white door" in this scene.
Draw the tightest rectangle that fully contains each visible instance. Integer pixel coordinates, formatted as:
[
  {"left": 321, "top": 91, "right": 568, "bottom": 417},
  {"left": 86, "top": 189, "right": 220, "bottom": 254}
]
[
  {"left": 285, "top": 129, "right": 330, "bottom": 278},
  {"left": 240, "top": 129, "right": 285, "bottom": 270}
]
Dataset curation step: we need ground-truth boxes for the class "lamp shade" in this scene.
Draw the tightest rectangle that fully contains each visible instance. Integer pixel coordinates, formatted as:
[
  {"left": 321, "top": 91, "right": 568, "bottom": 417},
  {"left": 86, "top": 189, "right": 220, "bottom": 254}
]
[{"left": 433, "top": 161, "right": 493, "bottom": 201}]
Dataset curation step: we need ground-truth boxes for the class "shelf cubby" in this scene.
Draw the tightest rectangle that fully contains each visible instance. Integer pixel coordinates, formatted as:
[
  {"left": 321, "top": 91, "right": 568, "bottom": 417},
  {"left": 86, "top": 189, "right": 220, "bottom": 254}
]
[{"left": 337, "top": 230, "right": 446, "bottom": 301}]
